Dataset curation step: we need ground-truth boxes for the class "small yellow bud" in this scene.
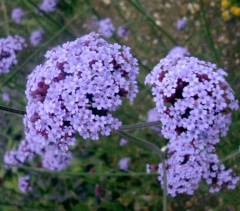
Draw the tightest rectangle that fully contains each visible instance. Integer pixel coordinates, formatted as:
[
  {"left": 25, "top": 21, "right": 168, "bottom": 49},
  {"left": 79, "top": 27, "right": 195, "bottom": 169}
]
[
  {"left": 222, "top": 11, "right": 230, "bottom": 20},
  {"left": 221, "top": 0, "right": 228, "bottom": 9}
]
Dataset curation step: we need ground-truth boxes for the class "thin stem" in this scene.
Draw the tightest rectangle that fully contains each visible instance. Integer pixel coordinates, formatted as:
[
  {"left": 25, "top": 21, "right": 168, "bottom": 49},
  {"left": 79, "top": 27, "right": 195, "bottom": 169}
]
[
  {"left": 6, "top": 163, "right": 158, "bottom": 178},
  {"left": 129, "top": 0, "right": 177, "bottom": 46},
  {"left": 118, "top": 131, "right": 167, "bottom": 211},
  {"left": 219, "top": 149, "right": 240, "bottom": 164},
  {"left": 27, "top": 0, "right": 75, "bottom": 38},
  {"left": 199, "top": 0, "right": 221, "bottom": 63},
  {"left": 0, "top": 105, "right": 161, "bottom": 130},
  {"left": 0, "top": 105, "right": 25, "bottom": 115},
  {"left": 119, "top": 121, "right": 161, "bottom": 131},
  {"left": 85, "top": 0, "right": 101, "bottom": 19},
  {"left": 1, "top": 0, "right": 9, "bottom": 35}
]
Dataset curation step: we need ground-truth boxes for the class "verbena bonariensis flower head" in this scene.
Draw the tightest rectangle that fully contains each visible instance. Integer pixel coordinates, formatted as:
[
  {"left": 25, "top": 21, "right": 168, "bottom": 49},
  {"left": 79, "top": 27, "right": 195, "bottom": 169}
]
[
  {"left": 24, "top": 33, "right": 139, "bottom": 152},
  {"left": 4, "top": 139, "right": 72, "bottom": 172},
  {"left": 39, "top": 0, "right": 58, "bottom": 12},
  {"left": 97, "top": 18, "right": 115, "bottom": 38},
  {"left": 5, "top": 141, "right": 71, "bottom": 191},
  {"left": 42, "top": 149, "right": 72, "bottom": 171},
  {"left": 145, "top": 55, "right": 239, "bottom": 196},
  {"left": 167, "top": 46, "right": 190, "bottom": 58},
  {"left": 119, "top": 138, "right": 128, "bottom": 146},
  {"left": 18, "top": 175, "right": 32, "bottom": 193},
  {"left": 145, "top": 56, "right": 239, "bottom": 142},
  {"left": 157, "top": 139, "right": 239, "bottom": 196},
  {"left": 4, "top": 139, "right": 37, "bottom": 167},
  {"left": 2, "top": 91, "right": 10, "bottom": 102},
  {"left": 30, "top": 28, "right": 44, "bottom": 46},
  {"left": 176, "top": 17, "right": 187, "bottom": 30},
  {"left": 11, "top": 8, "right": 24, "bottom": 24},
  {"left": 117, "top": 26, "right": 129, "bottom": 38},
  {"left": 0, "top": 35, "right": 26, "bottom": 74},
  {"left": 118, "top": 157, "right": 131, "bottom": 171}
]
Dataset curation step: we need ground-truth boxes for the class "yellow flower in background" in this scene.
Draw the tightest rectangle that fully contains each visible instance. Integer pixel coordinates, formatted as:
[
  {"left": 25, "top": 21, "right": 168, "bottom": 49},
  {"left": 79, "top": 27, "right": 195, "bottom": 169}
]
[
  {"left": 220, "top": 0, "right": 240, "bottom": 19},
  {"left": 230, "top": 6, "right": 240, "bottom": 16},
  {"left": 221, "top": 0, "right": 228, "bottom": 9},
  {"left": 222, "top": 10, "right": 231, "bottom": 20}
]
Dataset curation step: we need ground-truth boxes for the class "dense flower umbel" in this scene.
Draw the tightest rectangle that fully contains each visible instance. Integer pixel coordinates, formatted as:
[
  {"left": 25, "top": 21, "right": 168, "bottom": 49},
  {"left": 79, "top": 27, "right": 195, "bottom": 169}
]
[
  {"left": 30, "top": 28, "right": 44, "bottom": 46},
  {"left": 90, "top": 18, "right": 115, "bottom": 38},
  {"left": 18, "top": 175, "right": 32, "bottom": 193},
  {"left": 145, "top": 56, "right": 239, "bottom": 196},
  {"left": 24, "top": 33, "right": 139, "bottom": 152},
  {"left": 42, "top": 149, "right": 72, "bottom": 171},
  {"left": 119, "top": 138, "right": 128, "bottom": 146},
  {"left": 118, "top": 157, "right": 131, "bottom": 171},
  {"left": 2, "top": 91, "right": 10, "bottom": 102},
  {"left": 167, "top": 46, "right": 190, "bottom": 58},
  {"left": 39, "top": 0, "right": 58, "bottom": 12},
  {"left": 4, "top": 139, "right": 72, "bottom": 172},
  {"left": 4, "top": 140, "right": 34, "bottom": 166},
  {"left": 11, "top": 8, "right": 24, "bottom": 24},
  {"left": 176, "top": 17, "right": 187, "bottom": 30},
  {"left": 117, "top": 26, "right": 129, "bottom": 38},
  {"left": 157, "top": 139, "right": 239, "bottom": 196},
  {"left": 98, "top": 18, "right": 115, "bottom": 38},
  {"left": 0, "top": 35, "right": 26, "bottom": 74},
  {"left": 145, "top": 56, "right": 238, "bottom": 141}
]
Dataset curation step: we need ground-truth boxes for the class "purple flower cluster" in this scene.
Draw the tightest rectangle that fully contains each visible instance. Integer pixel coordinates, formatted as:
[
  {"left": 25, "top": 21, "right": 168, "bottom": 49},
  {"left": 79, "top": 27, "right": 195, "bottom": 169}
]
[
  {"left": 18, "top": 175, "right": 32, "bottom": 193},
  {"left": 119, "top": 138, "right": 128, "bottom": 146},
  {"left": 4, "top": 139, "right": 72, "bottom": 172},
  {"left": 146, "top": 56, "right": 238, "bottom": 141},
  {"left": 11, "top": 8, "right": 24, "bottom": 24},
  {"left": 24, "top": 33, "right": 139, "bottom": 152},
  {"left": 98, "top": 18, "right": 115, "bottom": 38},
  {"left": 39, "top": 0, "right": 58, "bottom": 12},
  {"left": 2, "top": 91, "right": 10, "bottom": 102},
  {"left": 157, "top": 140, "right": 239, "bottom": 196},
  {"left": 118, "top": 157, "right": 131, "bottom": 171},
  {"left": 167, "top": 46, "right": 190, "bottom": 58},
  {"left": 89, "top": 17, "right": 130, "bottom": 39},
  {"left": 42, "top": 149, "right": 72, "bottom": 171},
  {"left": 117, "top": 26, "right": 129, "bottom": 38},
  {"left": 4, "top": 139, "right": 34, "bottom": 166},
  {"left": 30, "top": 28, "right": 44, "bottom": 46},
  {"left": 90, "top": 18, "right": 115, "bottom": 38},
  {"left": 176, "top": 17, "right": 187, "bottom": 30},
  {"left": 0, "top": 35, "right": 26, "bottom": 74},
  {"left": 145, "top": 56, "right": 239, "bottom": 196}
]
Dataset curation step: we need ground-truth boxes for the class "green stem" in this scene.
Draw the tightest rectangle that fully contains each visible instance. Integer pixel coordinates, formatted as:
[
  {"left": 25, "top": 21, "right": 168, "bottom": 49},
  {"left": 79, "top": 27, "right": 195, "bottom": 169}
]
[
  {"left": 118, "top": 131, "right": 167, "bottom": 211},
  {"left": 199, "top": 0, "right": 221, "bottom": 63},
  {"left": 119, "top": 121, "right": 161, "bottom": 131},
  {"left": 219, "top": 149, "right": 240, "bottom": 164},
  {"left": 0, "top": 105, "right": 161, "bottom": 130},
  {"left": 27, "top": 0, "right": 75, "bottom": 38},
  {"left": 129, "top": 0, "right": 177, "bottom": 46},
  {"left": 0, "top": 105, "right": 25, "bottom": 115},
  {"left": 1, "top": 0, "right": 9, "bottom": 35},
  {"left": 6, "top": 163, "right": 158, "bottom": 178},
  {"left": 85, "top": 0, "right": 101, "bottom": 19}
]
